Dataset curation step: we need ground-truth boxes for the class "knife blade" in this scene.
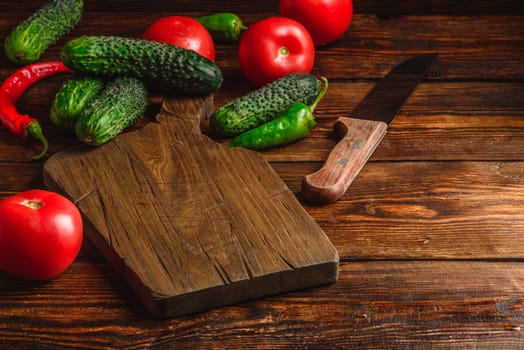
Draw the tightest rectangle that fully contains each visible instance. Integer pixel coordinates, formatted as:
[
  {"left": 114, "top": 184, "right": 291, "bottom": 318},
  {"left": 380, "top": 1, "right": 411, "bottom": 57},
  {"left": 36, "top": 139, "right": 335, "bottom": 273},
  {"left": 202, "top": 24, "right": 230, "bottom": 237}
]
[{"left": 302, "top": 53, "right": 437, "bottom": 204}]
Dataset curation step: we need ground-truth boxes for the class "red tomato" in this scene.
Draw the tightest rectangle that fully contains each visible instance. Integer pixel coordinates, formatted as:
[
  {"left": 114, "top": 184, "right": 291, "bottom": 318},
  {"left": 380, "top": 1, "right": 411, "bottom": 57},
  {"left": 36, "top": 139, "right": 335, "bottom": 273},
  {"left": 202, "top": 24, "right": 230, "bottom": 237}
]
[
  {"left": 279, "top": 0, "right": 353, "bottom": 46},
  {"left": 238, "top": 17, "right": 315, "bottom": 86},
  {"left": 0, "top": 190, "right": 83, "bottom": 280},
  {"left": 142, "top": 16, "right": 216, "bottom": 61}
]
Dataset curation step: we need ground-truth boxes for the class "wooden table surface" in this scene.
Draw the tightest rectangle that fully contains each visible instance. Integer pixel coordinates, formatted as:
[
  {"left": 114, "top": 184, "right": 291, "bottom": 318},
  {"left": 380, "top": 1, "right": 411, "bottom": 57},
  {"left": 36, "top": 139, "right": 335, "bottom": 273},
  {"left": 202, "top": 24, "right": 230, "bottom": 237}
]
[{"left": 1, "top": 1, "right": 523, "bottom": 349}]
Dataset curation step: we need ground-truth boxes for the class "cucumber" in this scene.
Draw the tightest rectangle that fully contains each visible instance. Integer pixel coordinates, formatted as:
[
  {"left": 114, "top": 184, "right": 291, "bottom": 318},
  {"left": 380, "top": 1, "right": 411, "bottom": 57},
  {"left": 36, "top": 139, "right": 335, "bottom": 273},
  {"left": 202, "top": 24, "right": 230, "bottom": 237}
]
[
  {"left": 5, "top": 0, "right": 83, "bottom": 65},
  {"left": 75, "top": 76, "right": 148, "bottom": 146},
  {"left": 50, "top": 75, "right": 105, "bottom": 130},
  {"left": 210, "top": 73, "right": 321, "bottom": 136},
  {"left": 61, "top": 35, "right": 223, "bottom": 95}
]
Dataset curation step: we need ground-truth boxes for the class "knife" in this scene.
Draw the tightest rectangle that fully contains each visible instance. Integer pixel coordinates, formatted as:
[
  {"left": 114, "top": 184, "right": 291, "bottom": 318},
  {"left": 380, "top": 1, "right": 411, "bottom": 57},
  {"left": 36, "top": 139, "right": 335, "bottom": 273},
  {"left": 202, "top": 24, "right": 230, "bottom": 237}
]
[{"left": 302, "top": 53, "right": 437, "bottom": 204}]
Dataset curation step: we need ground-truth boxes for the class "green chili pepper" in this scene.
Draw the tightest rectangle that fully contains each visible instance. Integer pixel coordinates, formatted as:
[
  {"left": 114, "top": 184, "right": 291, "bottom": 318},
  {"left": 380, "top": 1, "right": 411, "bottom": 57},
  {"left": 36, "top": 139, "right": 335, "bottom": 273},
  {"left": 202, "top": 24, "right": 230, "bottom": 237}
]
[
  {"left": 197, "top": 13, "right": 248, "bottom": 43},
  {"left": 229, "top": 77, "right": 328, "bottom": 150}
]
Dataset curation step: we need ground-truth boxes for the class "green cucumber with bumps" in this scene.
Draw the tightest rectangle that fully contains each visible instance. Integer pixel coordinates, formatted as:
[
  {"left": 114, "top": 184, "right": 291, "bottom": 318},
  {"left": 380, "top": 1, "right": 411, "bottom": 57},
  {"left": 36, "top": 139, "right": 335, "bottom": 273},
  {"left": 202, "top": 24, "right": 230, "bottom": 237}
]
[
  {"left": 210, "top": 73, "right": 321, "bottom": 136},
  {"left": 60, "top": 35, "right": 223, "bottom": 95},
  {"left": 75, "top": 76, "right": 148, "bottom": 146},
  {"left": 50, "top": 75, "right": 105, "bottom": 130},
  {"left": 5, "top": 0, "right": 83, "bottom": 65}
]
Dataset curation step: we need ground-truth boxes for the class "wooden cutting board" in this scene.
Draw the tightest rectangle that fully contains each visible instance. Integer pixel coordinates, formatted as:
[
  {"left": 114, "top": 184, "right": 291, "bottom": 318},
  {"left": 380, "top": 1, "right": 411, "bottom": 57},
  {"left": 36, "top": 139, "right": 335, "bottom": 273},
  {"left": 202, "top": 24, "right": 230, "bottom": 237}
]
[{"left": 43, "top": 96, "right": 339, "bottom": 318}]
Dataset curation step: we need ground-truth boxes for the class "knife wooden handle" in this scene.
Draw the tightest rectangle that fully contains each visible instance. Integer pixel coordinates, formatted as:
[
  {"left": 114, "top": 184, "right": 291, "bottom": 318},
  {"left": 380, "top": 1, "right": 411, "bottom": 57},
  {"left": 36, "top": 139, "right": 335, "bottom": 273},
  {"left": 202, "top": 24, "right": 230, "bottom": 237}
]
[{"left": 302, "top": 117, "right": 388, "bottom": 204}]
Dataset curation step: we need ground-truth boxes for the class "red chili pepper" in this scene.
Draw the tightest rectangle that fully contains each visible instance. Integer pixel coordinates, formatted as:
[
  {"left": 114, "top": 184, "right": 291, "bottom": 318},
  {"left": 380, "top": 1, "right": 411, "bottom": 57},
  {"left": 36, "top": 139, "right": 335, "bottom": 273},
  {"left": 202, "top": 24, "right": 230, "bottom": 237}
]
[{"left": 0, "top": 61, "right": 72, "bottom": 160}]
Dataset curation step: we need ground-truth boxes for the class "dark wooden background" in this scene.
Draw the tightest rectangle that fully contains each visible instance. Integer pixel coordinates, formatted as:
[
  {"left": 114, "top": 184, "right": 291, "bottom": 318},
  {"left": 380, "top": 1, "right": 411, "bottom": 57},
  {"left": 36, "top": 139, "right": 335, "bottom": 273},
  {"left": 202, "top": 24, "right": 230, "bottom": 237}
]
[{"left": 1, "top": 1, "right": 523, "bottom": 348}]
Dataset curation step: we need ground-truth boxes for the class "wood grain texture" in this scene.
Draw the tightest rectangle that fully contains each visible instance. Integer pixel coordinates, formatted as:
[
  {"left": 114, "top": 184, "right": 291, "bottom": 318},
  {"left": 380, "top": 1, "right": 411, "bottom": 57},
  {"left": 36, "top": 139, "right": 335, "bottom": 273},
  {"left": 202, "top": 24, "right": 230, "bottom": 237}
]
[
  {"left": 0, "top": 260, "right": 523, "bottom": 349},
  {"left": 0, "top": 0, "right": 523, "bottom": 348},
  {"left": 43, "top": 96, "right": 338, "bottom": 318}
]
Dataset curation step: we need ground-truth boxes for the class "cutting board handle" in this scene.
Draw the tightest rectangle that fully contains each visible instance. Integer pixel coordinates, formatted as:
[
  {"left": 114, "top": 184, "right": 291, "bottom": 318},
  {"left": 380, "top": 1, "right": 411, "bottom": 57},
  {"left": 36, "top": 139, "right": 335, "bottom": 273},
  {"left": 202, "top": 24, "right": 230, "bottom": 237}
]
[{"left": 157, "top": 95, "right": 214, "bottom": 134}]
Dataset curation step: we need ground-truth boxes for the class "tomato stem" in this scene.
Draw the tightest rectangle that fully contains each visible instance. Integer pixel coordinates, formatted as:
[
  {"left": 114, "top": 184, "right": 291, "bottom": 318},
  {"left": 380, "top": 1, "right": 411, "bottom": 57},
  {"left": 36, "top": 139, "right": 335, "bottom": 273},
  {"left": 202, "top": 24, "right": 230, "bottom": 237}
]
[
  {"left": 279, "top": 46, "right": 289, "bottom": 57},
  {"left": 21, "top": 199, "right": 45, "bottom": 210}
]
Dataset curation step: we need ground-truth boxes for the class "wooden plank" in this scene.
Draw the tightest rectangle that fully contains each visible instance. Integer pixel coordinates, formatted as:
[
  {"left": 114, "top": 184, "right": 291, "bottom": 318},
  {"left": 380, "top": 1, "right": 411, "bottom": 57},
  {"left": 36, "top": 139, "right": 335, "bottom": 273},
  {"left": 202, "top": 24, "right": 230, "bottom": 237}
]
[
  {"left": 4, "top": 0, "right": 524, "bottom": 17},
  {"left": 1, "top": 14, "right": 522, "bottom": 80},
  {"left": 0, "top": 260, "right": 523, "bottom": 349},
  {"left": 2, "top": 81, "right": 522, "bottom": 163},
  {"left": 260, "top": 119, "right": 524, "bottom": 162},
  {"left": 274, "top": 161, "right": 524, "bottom": 259}
]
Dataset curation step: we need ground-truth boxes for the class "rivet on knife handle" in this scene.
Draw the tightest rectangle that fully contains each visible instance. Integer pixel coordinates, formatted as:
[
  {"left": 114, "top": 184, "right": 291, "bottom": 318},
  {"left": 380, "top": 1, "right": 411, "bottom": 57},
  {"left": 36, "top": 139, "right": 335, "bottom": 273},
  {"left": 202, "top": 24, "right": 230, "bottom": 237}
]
[{"left": 302, "top": 117, "right": 387, "bottom": 204}]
